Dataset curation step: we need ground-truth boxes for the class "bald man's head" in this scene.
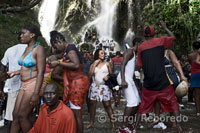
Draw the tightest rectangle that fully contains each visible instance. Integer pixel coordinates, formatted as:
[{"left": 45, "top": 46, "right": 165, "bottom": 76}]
[{"left": 43, "top": 83, "right": 59, "bottom": 106}]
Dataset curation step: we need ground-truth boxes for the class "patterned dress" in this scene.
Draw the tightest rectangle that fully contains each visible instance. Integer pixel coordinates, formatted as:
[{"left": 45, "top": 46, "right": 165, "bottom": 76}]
[
  {"left": 164, "top": 51, "right": 180, "bottom": 89},
  {"left": 89, "top": 64, "right": 112, "bottom": 101}
]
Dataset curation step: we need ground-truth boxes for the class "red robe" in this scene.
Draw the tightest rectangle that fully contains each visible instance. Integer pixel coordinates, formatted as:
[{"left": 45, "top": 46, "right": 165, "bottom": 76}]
[{"left": 29, "top": 101, "right": 76, "bottom": 133}]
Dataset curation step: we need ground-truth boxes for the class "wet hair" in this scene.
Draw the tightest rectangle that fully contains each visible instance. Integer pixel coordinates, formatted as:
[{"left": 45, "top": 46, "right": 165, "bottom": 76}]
[
  {"left": 17, "top": 31, "right": 22, "bottom": 42},
  {"left": 132, "top": 37, "right": 142, "bottom": 46},
  {"left": 50, "top": 30, "right": 66, "bottom": 45},
  {"left": 23, "top": 24, "right": 41, "bottom": 40},
  {"left": 94, "top": 49, "right": 103, "bottom": 61},
  {"left": 116, "top": 51, "right": 121, "bottom": 56},
  {"left": 192, "top": 41, "right": 200, "bottom": 50}
]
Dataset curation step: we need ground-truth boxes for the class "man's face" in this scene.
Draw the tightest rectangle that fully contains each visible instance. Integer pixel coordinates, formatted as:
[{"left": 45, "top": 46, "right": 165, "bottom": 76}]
[{"left": 43, "top": 86, "right": 59, "bottom": 107}]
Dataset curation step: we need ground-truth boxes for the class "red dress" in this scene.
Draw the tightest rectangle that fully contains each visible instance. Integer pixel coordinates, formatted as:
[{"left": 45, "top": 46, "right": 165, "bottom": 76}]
[{"left": 62, "top": 44, "right": 89, "bottom": 111}]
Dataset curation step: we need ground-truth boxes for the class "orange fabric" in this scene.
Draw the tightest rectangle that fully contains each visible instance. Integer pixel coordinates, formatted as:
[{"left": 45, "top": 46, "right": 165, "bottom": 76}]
[
  {"left": 29, "top": 101, "right": 76, "bottom": 133},
  {"left": 63, "top": 60, "right": 89, "bottom": 110},
  {"left": 21, "top": 77, "right": 46, "bottom": 96}
]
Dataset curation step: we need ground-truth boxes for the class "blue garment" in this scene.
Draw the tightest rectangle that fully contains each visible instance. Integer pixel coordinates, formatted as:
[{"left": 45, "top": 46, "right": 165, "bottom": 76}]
[
  {"left": 164, "top": 56, "right": 179, "bottom": 89},
  {"left": 18, "top": 42, "right": 39, "bottom": 78},
  {"left": 190, "top": 72, "right": 200, "bottom": 88},
  {"left": 64, "top": 44, "right": 82, "bottom": 64}
]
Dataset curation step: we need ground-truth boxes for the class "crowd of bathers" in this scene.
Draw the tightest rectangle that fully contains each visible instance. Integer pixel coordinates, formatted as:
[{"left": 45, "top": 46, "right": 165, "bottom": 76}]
[{"left": 0, "top": 22, "right": 200, "bottom": 133}]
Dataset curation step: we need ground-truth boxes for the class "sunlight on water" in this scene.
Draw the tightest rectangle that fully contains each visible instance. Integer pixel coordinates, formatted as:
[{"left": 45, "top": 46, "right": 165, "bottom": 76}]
[{"left": 38, "top": 0, "right": 60, "bottom": 45}]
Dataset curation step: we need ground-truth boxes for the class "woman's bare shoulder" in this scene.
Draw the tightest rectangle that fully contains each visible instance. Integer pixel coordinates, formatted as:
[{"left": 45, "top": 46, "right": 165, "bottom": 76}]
[{"left": 188, "top": 52, "right": 197, "bottom": 61}]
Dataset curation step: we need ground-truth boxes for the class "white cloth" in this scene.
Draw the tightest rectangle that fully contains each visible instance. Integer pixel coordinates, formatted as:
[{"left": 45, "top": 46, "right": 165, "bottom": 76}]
[
  {"left": 1, "top": 44, "right": 27, "bottom": 93},
  {"left": 4, "top": 91, "right": 19, "bottom": 121},
  {"left": 69, "top": 101, "right": 81, "bottom": 110},
  {"left": 117, "top": 51, "right": 140, "bottom": 107}
]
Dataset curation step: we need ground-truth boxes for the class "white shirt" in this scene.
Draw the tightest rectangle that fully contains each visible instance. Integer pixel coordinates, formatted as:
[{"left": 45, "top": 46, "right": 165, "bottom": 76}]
[{"left": 1, "top": 44, "right": 27, "bottom": 93}]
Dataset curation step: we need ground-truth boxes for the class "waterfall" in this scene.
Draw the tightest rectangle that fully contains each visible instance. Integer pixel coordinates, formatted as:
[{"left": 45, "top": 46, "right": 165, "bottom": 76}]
[
  {"left": 87, "top": 0, "right": 92, "bottom": 8},
  {"left": 127, "top": 0, "right": 133, "bottom": 27},
  {"left": 38, "top": 0, "right": 60, "bottom": 45},
  {"left": 96, "top": 0, "right": 118, "bottom": 40},
  {"left": 80, "top": 0, "right": 119, "bottom": 51},
  {"left": 124, "top": 0, "right": 135, "bottom": 47}
]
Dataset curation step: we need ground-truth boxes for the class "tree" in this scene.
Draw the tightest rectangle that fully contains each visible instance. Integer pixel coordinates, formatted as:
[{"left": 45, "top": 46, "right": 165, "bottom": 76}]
[
  {"left": 142, "top": 0, "right": 200, "bottom": 54},
  {"left": 0, "top": 0, "right": 41, "bottom": 13}
]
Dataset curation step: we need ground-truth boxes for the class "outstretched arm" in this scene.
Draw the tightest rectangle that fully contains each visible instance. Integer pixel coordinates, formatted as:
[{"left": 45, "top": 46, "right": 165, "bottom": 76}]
[{"left": 160, "top": 21, "right": 176, "bottom": 40}]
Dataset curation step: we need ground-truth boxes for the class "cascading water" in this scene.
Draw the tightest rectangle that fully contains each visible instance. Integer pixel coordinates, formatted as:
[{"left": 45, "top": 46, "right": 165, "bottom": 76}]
[
  {"left": 96, "top": 0, "right": 118, "bottom": 40},
  {"left": 38, "top": 0, "right": 60, "bottom": 45},
  {"left": 38, "top": 0, "right": 121, "bottom": 51},
  {"left": 87, "top": 0, "right": 93, "bottom": 9},
  {"left": 124, "top": 0, "right": 135, "bottom": 47},
  {"left": 83, "top": 0, "right": 119, "bottom": 51}
]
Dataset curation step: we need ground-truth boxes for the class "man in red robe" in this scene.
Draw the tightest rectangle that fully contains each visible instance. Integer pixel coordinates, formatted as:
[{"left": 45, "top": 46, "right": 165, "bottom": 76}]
[{"left": 29, "top": 83, "right": 76, "bottom": 133}]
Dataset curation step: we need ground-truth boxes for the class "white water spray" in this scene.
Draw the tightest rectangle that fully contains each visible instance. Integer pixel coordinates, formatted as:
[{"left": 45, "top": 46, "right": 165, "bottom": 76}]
[
  {"left": 87, "top": 0, "right": 92, "bottom": 8},
  {"left": 81, "top": 0, "right": 119, "bottom": 51},
  {"left": 124, "top": 0, "right": 135, "bottom": 47},
  {"left": 96, "top": 0, "right": 118, "bottom": 40},
  {"left": 38, "top": 0, "right": 60, "bottom": 45}
]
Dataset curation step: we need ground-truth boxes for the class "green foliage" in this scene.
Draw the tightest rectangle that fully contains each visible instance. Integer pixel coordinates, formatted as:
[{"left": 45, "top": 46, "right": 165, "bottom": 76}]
[
  {"left": 142, "top": 0, "right": 200, "bottom": 55},
  {"left": 0, "top": 11, "right": 50, "bottom": 60}
]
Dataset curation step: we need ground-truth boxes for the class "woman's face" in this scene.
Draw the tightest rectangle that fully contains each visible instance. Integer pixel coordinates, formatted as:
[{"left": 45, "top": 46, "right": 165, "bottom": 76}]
[
  {"left": 98, "top": 50, "right": 105, "bottom": 60},
  {"left": 52, "top": 41, "right": 65, "bottom": 52},
  {"left": 20, "top": 29, "right": 34, "bottom": 44},
  {"left": 198, "top": 48, "right": 200, "bottom": 54}
]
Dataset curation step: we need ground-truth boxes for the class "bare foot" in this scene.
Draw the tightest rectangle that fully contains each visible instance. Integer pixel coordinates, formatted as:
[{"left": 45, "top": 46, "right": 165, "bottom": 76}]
[
  {"left": 86, "top": 123, "right": 94, "bottom": 129},
  {"left": 111, "top": 127, "right": 116, "bottom": 133},
  {"left": 132, "top": 129, "right": 137, "bottom": 133},
  {"left": 177, "top": 125, "right": 183, "bottom": 133},
  {"left": 112, "top": 123, "right": 116, "bottom": 131},
  {"left": 172, "top": 121, "right": 177, "bottom": 128}
]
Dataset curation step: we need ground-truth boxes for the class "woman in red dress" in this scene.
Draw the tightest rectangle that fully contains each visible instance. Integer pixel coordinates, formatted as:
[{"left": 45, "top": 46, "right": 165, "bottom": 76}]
[{"left": 48, "top": 30, "right": 89, "bottom": 133}]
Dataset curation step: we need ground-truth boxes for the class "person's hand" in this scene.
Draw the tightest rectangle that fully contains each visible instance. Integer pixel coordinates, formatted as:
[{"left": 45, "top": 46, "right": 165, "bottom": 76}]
[
  {"left": 180, "top": 76, "right": 188, "bottom": 82},
  {"left": 7, "top": 71, "right": 15, "bottom": 78},
  {"left": 47, "top": 55, "right": 57, "bottom": 64},
  {"left": 30, "top": 93, "right": 40, "bottom": 107},
  {"left": 103, "top": 75, "right": 109, "bottom": 81},
  {"left": 49, "top": 60, "right": 59, "bottom": 68},
  {"left": 160, "top": 21, "right": 167, "bottom": 29},
  {"left": 121, "top": 80, "right": 128, "bottom": 88}
]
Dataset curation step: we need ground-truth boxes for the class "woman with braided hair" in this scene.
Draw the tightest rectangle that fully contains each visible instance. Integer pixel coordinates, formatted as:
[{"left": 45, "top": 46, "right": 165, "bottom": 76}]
[{"left": 48, "top": 30, "right": 89, "bottom": 133}]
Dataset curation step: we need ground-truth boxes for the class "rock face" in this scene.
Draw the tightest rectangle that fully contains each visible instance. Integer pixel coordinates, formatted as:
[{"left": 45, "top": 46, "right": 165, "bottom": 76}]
[{"left": 55, "top": 0, "right": 151, "bottom": 46}]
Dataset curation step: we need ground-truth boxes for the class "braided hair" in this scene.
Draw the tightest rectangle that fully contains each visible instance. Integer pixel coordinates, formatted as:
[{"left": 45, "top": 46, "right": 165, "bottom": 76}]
[{"left": 50, "top": 30, "right": 66, "bottom": 45}]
